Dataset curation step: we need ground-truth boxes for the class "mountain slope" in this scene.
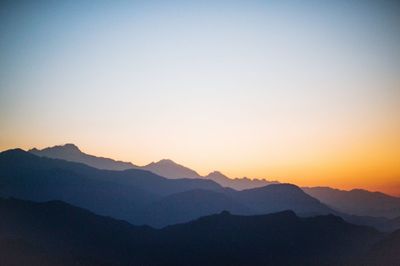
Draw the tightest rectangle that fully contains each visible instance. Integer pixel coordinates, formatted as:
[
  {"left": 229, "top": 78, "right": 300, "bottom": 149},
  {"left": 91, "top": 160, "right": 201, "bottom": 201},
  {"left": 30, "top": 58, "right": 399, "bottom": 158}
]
[
  {"left": 30, "top": 144, "right": 202, "bottom": 179},
  {"left": 0, "top": 197, "right": 385, "bottom": 266},
  {"left": 303, "top": 186, "right": 400, "bottom": 218},
  {"left": 141, "top": 159, "right": 201, "bottom": 179},
  {"left": 205, "top": 171, "right": 278, "bottom": 190},
  {"left": 232, "top": 183, "right": 334, "bottom": 216},
  {"left": 0, "top": 149, "right": 221, "bottom": 224},
  {"left": 134, "top": 183, "right": 337, "bottom": 227},
  {"left": 29, "top": 144, "right": 279, "bottom": 189},
  {"left": 138, "top": 189, "right": 252, "bottom": 227},
  {"left": 363, "top": 229, "right": 400, "bottom": 265},
  {"left": 3, "top": 149, "right": 395, "bottom": 229},
  {"left": 29, "top": 144, "right": 137, "bottom": 171}
]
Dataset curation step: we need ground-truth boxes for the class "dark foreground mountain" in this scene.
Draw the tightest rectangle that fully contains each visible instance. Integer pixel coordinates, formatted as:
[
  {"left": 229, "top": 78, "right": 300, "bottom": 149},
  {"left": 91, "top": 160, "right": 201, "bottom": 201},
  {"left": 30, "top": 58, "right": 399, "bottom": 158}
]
[
  {"left": 29, "top": 144, "right": 137, "bottom": 171},
  {"left": 363, "top": 229, "right": 400, "bottom": 265},
  {"left": 303, "top": 186, "right": 400, "bottom": 218},
  {"left": 0, "top": 197, "right": 386, "bottom": 266}
]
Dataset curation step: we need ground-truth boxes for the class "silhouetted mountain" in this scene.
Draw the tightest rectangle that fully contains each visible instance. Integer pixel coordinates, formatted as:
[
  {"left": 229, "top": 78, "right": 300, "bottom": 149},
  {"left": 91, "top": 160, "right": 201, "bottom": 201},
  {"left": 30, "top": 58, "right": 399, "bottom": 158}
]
[
  {"left": 141, "top": 159, "right": 201, "bottom": 179},
  {"left": 303, "top": 186, "right": 400, "bottom": 218},
  {"left": 30, "top": 144, "right": 202, "bottom": 179},
  {"left": 391, "top": 215, "right": 400, "bottom": 224},
  {"left": 0, "top": 197, "right": 150, "bottom": 266},
  {"left": 363, "top": 229, "right": 400, "bottom": 265},
  {"left": 161, "top": 210, "right": 382, "bottom": 266},
  {"left": 205, "top": 171, "right": 278, "bottom": 190},
  {"left": 341, "top": 213, "right": 400, "bottom": 233},
  {"left": 29, "top": 144, "right": 137, "bottom": 171},
  {"left": 135, "top": 183, "right": 337, "bottom": 227},
  {"left": 137, "top": 189, "right": 252, "bottom": 227},
  {"left": 231, "top": 183, "right": 334, "bottom": 216},
  {"left": 0, "top": 197, "right": 385, "bottom": 266},
  {"left": 30, "top": 144, "right": 280, "bottom": 189},
  {"left": 2, "top": 149, "right": 398, "bottom": 229},
  {"left": 0, "top": 149, "right": 221, "bottom": 225}
]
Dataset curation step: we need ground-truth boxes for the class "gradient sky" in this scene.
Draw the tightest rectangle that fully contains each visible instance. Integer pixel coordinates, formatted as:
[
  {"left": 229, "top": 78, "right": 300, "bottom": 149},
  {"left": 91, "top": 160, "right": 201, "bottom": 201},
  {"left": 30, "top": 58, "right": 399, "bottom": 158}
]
[{"left": 1, "top": 0, "right": 399, "bottom": 195}]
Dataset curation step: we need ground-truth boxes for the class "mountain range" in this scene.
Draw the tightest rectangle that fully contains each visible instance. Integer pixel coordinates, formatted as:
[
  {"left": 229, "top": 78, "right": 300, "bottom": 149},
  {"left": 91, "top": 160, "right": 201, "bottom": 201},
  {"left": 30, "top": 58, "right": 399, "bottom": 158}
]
[
  {"left": 2, "top": 148, "right": 400, "bottom": 231},
  {"left": 1, "top": 196, "right": 395, "bottom": 266},
  {"left": 303, "top": 186, "right": 400, "bottom": 219},
  {"left": 29, "top": 144, "right": 137, "bottom": 170},
  {"left": 2, "top": 146, "right": 400, "bottom": 265},
  {"left": 29, "top": 144, "right": 276, "bottom": 189},
  {"left": 29, "top": 144, "right": 400, "bottom": 220},
  {"left": 0, "top": 149, "right": 332, "bottom": 227},
  {"left": 204, "top": 170, "right": 278, "bottom": 190}
]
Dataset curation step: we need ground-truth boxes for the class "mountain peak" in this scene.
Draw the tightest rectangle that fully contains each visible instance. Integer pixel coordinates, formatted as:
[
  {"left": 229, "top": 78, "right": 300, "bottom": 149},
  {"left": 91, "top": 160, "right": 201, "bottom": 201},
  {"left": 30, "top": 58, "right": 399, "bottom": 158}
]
[
  {"left": 29, "top": 143, "right": 81, "bottom": 154},
  {"left": 63, "top": 143, "right": 80, "bottom": 150},
  {"left": 0, "top": 148, "right": 32, "bottom": 158},
  {"left": 53, "top": 143, "right": 81, "bottom": 153},
  {"left": 156, "top": 159, "right": 177, "bottom": 165},
  {"left": 28, "top": 143, "right": 136, "bottom": 170},
  {"left": 0, "top": 148, "right": 40, "bottom": 164},
  {"left": 142, "top": 159, "right": 201, "bottom": 179},
  {"left": 207, "top": 171, "right": 228, "bottom": 178},
  {"left": 262, "top": 183, "right": 303, "bottom": 192}
]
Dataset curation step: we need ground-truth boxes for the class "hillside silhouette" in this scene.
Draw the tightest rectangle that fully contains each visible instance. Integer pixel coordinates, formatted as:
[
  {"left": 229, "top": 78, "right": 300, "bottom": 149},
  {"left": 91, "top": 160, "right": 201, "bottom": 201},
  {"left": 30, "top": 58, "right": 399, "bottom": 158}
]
[
  {"left": 1, "top": 148, "right": 399, "bottom": 231},
  {"left": 0, "top": 197, "right": 388, "bottom": 266},
  {"left": 29, "top": 144, "right": 277, "bottom": 189}
]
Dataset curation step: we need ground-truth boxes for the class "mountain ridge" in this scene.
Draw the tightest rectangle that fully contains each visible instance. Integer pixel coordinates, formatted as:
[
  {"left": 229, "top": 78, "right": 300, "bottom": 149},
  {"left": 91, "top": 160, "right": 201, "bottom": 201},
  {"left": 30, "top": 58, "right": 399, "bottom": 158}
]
[
  {"left": 29, "top": 144, "right": 137, "bottom": 171},
  {"left": 0, "top": 149, "right": 341, "bottom": 228},
  {"left": 28, "top": 144, "right": 278, "bottom": 189},
  {"left": 0, "top": 196, "right": 387, "bottom": 266},
  {"left": 303, "top": 186, "right": 400, "bottom": 218}
]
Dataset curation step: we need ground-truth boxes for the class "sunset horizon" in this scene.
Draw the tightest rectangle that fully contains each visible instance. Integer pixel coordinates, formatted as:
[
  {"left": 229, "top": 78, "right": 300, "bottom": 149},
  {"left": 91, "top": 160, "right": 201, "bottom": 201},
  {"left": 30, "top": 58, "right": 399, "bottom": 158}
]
[
  {"left": 2, "top": 142, "right": 399, "bottom": 197},
  {"left": 1, "top": 1, "right": 400, "bottom": 265},
  {"left": 1, "top": 1, "right": 399, "bottom": 198}
]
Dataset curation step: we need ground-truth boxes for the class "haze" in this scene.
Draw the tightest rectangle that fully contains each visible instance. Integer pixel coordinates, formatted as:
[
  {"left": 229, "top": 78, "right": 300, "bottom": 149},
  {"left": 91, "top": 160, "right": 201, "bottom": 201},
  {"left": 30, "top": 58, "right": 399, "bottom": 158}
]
[{"left": 1, "top": 1, "right": 399, "bottom": 195}]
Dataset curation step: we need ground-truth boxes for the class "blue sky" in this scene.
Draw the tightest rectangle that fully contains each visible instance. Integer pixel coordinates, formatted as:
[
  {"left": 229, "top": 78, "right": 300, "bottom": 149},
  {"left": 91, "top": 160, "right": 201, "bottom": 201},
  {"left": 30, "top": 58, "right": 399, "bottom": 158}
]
[{"left": 1, "top": 0, "right": 399, "bottom": 193}]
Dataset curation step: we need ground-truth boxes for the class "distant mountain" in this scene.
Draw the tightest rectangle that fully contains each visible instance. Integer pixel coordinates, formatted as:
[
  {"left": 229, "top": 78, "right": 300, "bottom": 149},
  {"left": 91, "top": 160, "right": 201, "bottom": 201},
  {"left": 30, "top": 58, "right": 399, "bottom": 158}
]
[
  {"left": 141, "top": 159, "right": 202, "bottom": 179},
  {"left": 0, "top": 149, "right": 336, "bottom": 228},
  {"left": 303, "top": 186, "right": 400, "bottom": 218},
  {"left": 137, "top": 189, "right": 252, "bottom": 227},
  {"left": 231, "top": 184, "right": 333, "bottom": 216},
  {"left": 29, "top": 144, "right": 278, "bottom": 189},
  {"left": 29, "top": 144, "right": 137, "bottom": 171},
  {"left": 30, "top": 144, "right": 201, "bottom": 179},
  {"left": 0, "top": 149, "right": 221, "bottom": 225},
  {"left": 137, "top": 184, "right": 335, "bottom": 227},
  {"left": 205, "top": 171, "right": 278, "bottom": 190},
  {"left": 3, "top": 149, "right": 399, "bottom": 229},
  {"left": 0, "top": 197, "right": 385, "bottom": 266}
]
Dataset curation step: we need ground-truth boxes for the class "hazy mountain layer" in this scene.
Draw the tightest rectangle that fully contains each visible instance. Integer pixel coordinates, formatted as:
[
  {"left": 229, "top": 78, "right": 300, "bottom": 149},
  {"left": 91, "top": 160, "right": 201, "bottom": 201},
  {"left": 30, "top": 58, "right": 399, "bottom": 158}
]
[
  {"left": 0, "top": 149, "right": 220, "bottom": 224},
  {"left": 205, "top": 171, "right": 278, "bottom": 190},
  {"left": 29, "top": 144, "right": 276, "bottom": 189},
  {"left": 2, "top": 149, "right": 399, "bottom": 230},
  {"left": 141, "top": 159, "right": 201, "bottom": 178},
  {"left": 303, "top": 186, "right": 400, "bottom": 218}
]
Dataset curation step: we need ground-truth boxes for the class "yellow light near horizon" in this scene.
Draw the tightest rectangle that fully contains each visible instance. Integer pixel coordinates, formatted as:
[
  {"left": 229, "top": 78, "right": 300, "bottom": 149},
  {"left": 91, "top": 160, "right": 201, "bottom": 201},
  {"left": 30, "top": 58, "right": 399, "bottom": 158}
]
[{"left": 1, "top": 123, "right": 399, "bottom": 197}]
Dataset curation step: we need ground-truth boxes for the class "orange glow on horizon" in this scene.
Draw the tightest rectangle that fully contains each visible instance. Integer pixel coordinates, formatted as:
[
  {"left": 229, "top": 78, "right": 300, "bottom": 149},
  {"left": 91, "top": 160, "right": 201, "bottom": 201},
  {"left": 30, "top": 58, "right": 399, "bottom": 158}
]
[{"left": 1, "top": 128, "right": 399, "bottom": 197}]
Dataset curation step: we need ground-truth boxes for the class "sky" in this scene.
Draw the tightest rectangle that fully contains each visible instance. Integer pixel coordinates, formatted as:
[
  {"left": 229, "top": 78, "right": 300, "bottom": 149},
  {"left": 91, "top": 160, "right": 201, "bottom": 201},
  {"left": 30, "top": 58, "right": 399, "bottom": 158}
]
[{"left": 1, "top": 0, "right": 399, "bottom": 195}]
